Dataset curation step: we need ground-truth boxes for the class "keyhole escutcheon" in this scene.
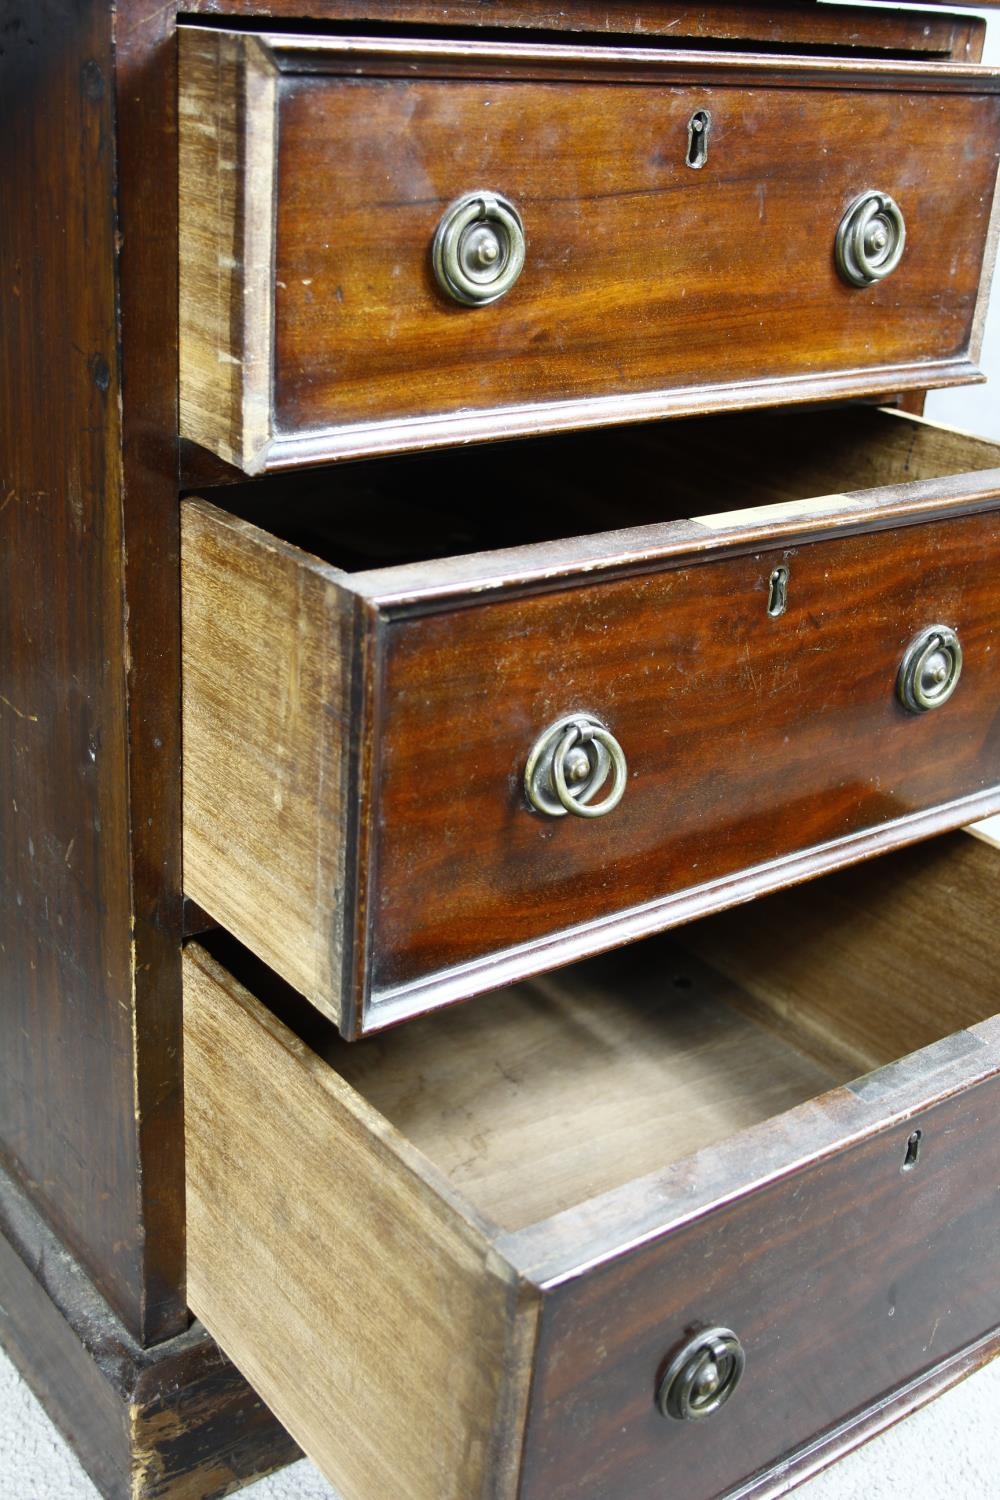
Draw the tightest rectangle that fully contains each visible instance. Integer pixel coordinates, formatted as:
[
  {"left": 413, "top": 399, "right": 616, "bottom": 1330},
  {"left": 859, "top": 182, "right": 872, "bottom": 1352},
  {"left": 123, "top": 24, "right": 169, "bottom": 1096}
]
[
  {"left": 767, "top": 565, "right": 790, "bottom": 617},
  {"left": 902, "top": 1129, "right": 923, "bottom": 1172},
  {"left": 687, "top": 110, "right": 711, "bottom": 169}
]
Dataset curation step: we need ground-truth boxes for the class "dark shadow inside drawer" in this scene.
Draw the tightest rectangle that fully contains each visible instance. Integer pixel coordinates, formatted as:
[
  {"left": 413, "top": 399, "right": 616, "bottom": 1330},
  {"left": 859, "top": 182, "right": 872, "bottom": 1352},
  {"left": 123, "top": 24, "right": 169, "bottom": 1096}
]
[
  {"left": 194, "top": 404, "right": 1000, "bottom": 571},
  {"left": 183, "top": 404, "right": 1000, "bottom": 1035}
]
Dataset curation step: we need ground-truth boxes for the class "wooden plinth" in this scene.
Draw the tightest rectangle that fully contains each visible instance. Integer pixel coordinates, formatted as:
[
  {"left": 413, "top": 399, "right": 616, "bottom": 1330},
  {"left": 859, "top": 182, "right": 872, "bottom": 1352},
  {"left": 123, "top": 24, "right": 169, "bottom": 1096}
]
[{"left": 0, "top": 1160, "right": 299, "bottom": 1500}]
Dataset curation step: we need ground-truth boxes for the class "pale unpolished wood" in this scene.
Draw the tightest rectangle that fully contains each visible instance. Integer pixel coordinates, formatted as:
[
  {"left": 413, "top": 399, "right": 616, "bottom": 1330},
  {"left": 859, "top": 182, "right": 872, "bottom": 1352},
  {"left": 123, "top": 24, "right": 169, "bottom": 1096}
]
[
  {"left": 677, "top": 829, "right": 1000, "bottom": 1076},
  {"left": 181, "top": 499, "right": 354, "bottom": 1019},
  {"left": 297, "top": 829, "right": 1000, "bottom": 1231},
  {"left": 317, "top": 949, "right": 842, "bottom": 1230},
  {"left": 184, "top": 944, "right": 537, "bottom": 1500},
  {"left": 185, "top": 835, "right": 1000, "bottom": 1500},
  {"left": 179, "top": 30, "right": 276, "bottom": 470},
  {"left": 968, "top": 813, "right": 1000, "bottom": 847}
]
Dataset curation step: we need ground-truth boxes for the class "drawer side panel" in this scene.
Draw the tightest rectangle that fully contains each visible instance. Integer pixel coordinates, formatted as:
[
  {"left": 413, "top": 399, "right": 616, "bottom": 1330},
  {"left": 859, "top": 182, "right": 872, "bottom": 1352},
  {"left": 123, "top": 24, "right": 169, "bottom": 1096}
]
[
  {"left": 184, "top": 944, "right": 536, "bottom": 1500},
  {"left": 181, "top": 501, "right": 355, "bottom": 1026}
]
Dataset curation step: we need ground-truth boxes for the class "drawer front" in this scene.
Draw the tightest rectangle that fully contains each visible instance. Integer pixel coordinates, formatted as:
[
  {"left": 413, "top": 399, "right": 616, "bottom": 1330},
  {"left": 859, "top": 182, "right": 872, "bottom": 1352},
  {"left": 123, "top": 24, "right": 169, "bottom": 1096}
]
[
  {"left": 518, "top": 1071, "right": 1000, "bottom": 1500},
  {"left": 371, "top": 508, "right": 1000, "bottom": 1009},
  {"left": 183, "top": 832, "right": 1000, "bottom": 1500},
  {"left": 179, "top": 30, "right": 1000, "bottom": 472}
]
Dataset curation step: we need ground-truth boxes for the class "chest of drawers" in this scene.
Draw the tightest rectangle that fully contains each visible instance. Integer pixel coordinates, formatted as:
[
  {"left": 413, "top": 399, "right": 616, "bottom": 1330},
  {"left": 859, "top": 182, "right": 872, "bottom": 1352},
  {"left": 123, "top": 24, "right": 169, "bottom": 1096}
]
[{"left": 1, "top": 3, "right": 1000, "bottom": 1500}]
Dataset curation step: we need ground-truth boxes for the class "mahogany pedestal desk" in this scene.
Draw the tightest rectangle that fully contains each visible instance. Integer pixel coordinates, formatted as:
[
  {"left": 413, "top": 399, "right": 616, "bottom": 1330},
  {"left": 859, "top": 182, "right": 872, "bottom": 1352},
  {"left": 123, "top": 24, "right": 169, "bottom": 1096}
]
[{"left": 3, "top": 3, "right": 1000, "bottom": 1498}]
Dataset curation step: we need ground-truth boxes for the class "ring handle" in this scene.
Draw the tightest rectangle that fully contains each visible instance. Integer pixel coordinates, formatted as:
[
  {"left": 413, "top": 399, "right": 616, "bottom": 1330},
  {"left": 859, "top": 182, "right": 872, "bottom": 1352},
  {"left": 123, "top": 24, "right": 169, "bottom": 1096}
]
[
  {"left": 524, "top": 714, "right": 627, "bottom": 819},
  {"left": 897, "top": 625, "right": 963, "bottom": 713},
  {"left": 657, "top": 1327, "right": 746, "bottom": 1422},
  {"left": 836, "top": 191, "right": 906, "bottom": 287},
  {"left": 432, "top": 191, "right": 526, "bottom": 306}
]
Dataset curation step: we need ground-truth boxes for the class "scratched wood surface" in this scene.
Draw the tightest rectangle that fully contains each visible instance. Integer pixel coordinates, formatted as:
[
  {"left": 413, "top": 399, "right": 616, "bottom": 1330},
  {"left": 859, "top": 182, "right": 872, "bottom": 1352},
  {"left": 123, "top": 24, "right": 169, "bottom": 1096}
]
[
  {"left": 0, "top": 1155, "right": 299, "bottom": 1500},
  {"left": 0, "top": 3, "right": 306, "bottom": 1496},
  {"left": 181, "top": 0, "right": 989, "bottom": 56},
  {"left": 518, "top": 1060, "right": 1000, "bottom": 1500},
  {"left": 0, "top": 0, "right": 185, "bottom": 1345},
  {"left": 179, "top": 28, "right": 1000, "bottom": 470}
]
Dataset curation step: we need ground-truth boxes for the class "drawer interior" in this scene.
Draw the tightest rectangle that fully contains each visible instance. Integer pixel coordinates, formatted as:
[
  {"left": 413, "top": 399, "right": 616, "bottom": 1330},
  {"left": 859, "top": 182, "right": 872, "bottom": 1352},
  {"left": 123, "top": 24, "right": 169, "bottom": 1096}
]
[
  {"left": 201, "top": 827, "right": 999, "bottom": 1235},
  {"left": 195, "top": 405, "right": 1000, "bottom": 571}
]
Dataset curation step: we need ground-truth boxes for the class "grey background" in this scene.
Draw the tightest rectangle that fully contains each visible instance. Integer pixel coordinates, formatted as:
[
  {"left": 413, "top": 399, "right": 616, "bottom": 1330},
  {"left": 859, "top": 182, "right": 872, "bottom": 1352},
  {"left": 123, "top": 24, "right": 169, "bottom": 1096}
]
[{"left": 2, "top": 10, "right": 998, "bottom": 1497}]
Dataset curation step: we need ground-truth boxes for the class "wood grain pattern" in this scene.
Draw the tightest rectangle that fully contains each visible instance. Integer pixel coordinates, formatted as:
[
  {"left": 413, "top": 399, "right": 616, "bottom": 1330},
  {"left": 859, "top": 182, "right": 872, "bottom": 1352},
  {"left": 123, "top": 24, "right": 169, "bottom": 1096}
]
[
  {"left": 183, "top": 409, "right": 1000, "bottom": 1032},
  {"left": 677, "top": 830, "right": 1000, "bottom": 1076},
  {"left": 312, "top": 949, "right": 845, "bottom": 1230},
  {"left": 181, "top": 0, "right": 988, "bottom": 59},
  {"left": 184, "top": 943, "right": 538, "bottom": 1500},
  {"left": 519, "top": 1065, "right": 1000, "bottom": 1500},
  {"left": 186, "top": 832, "right": 1000, "bottom": 1500},
  {"left": 114, "top": 0, "right": 189, "bottom": 1348},
  {"left": 0, "top": 0, "right": 186, "bottom": 1344},
  {"left": 370, "top": 505, "right": 1000, "bottom": 992},
  {"left": 178, "top": 29, "right": 1000, "bottom": 471},
  {"left": 179, "top": 30, "right": 277, "bottom": 471},
  {"left": 731, "top": 1329, "right": 1000, "bottom": 1500},
  {"left": 0, "top": 1152, "right": 299, "bottom": 1500},
  {"left": 181, "top": 501, "right": 356, "bottom": 1014}
]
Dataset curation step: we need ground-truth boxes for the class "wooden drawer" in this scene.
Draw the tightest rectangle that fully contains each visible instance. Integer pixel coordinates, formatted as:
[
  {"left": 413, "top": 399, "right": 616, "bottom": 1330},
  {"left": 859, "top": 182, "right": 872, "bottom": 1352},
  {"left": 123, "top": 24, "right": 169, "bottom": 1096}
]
[
  {"left": 178, "top": 28, "right": 1000, "bottom": 474},
  {"left": 182, "top": 407, "right": 1000, "bottom": 1035},
  {"left": 184, "top": 825, "right": 1000, "bottom": 1500}
]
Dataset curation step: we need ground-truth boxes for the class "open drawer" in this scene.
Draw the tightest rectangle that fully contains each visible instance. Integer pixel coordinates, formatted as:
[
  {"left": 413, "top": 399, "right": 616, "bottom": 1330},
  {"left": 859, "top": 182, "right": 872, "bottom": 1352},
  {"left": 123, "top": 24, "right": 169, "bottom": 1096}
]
[
  {"left": 184, "top": 825, "right": 1000, "bottom": 1500},
  {"left": 182, "top": 406, "right": 1000, "bottom": 1034}
]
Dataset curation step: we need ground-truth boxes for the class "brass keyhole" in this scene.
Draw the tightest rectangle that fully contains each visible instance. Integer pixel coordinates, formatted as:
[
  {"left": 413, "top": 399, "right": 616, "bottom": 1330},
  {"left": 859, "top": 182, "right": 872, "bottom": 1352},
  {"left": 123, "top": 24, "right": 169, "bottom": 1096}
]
[
  {"left": 767, "top": 565, "right": 790, "bottom": 617},
  {"left": 902, "top": 1129, "right": 922, "bottom": 1172},
  {"left": 686, "top": 110, "right": 711, "bottom": 169}
]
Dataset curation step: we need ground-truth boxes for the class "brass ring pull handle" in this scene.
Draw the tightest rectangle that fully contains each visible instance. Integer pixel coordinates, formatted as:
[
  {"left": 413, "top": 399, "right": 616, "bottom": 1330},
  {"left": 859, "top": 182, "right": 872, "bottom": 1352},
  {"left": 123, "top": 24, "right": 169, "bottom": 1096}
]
[
  {"left": 897, "top": 625, "right": 963, "bottom": 713},
  {"left": 524, "top": 714, "right": 627, "bottom": 819},
  {"left": 432, "top": 191, "right": 526, "bottom": 306},
  {"left": 657, "top": 1327, "right": 746, "bottom": 1422},
  {"left": 836, "top": 191, "right": 906, "bottom": 287}
]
